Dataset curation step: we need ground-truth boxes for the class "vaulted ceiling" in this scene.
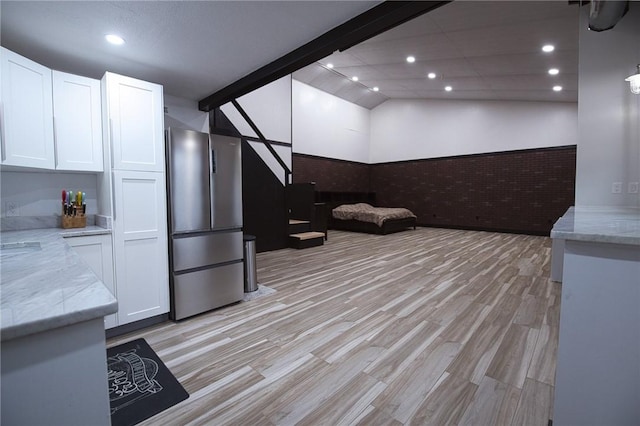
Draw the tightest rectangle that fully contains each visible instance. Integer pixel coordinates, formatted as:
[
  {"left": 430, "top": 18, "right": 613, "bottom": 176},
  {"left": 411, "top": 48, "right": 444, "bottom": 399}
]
[{"left": 294, "top": 1, "right": 580, "bottom": 108}]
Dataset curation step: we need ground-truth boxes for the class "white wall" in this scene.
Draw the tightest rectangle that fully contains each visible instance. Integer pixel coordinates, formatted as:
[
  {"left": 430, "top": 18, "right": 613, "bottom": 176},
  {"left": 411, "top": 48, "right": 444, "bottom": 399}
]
[
  {"left": 221, "top": 75, "right": 292, "bottom": 143},
  {"left": 164, "top": 94, "right": 209, "bottom": 133},
  {"left": 575, "top": 6, "right": 640, "bottom": 207},
  {"left": 369, "top": 98, "right": 578, "bottom": 163},
  {"left": 1, "top": 171, "right": 98, "bottom": 217},
  {"left": 292, "top": 80, "right": 370, "bottom": 163}
]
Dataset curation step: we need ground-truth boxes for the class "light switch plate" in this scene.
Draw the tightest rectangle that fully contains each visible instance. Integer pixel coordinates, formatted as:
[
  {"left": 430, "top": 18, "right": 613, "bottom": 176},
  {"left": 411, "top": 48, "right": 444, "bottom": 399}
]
[{"left": 629, "top": 182, "right": 639, "bottom": 194}]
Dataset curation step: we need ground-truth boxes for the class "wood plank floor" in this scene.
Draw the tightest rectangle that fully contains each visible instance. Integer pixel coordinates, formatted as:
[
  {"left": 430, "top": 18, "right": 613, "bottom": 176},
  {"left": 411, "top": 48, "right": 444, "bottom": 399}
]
[{"left": 108, "top": 227, "right": 560, "bottom": 425}]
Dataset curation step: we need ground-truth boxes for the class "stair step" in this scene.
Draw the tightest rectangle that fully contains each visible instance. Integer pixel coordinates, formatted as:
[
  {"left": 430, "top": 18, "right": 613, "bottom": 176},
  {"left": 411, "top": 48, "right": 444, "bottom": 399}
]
[
  {"left": 289, "top": 232, "right": 325, "bottom": 240},
  {"left": 288, "top": 232, "right": 325, "bottom": 249},
  {"left": 289, "top": 219, "right": 310, "bottom": 225}
]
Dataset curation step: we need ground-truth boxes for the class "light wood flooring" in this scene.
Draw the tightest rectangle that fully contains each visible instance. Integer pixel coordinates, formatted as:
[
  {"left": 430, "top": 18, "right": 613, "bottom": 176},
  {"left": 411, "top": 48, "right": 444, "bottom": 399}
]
[{"left": 108, "top": 227, "right": 560, "bottom": 425}]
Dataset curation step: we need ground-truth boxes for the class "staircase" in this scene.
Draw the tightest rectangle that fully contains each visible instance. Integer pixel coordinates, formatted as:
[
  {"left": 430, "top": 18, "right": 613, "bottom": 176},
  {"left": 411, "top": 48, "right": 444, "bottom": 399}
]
[{"left": 288, "top": 219, "right": 324, "bottom": 249}]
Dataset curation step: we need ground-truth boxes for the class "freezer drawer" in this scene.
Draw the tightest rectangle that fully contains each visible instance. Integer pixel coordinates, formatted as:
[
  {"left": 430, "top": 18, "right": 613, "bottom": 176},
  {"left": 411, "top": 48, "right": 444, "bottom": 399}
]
[
  {"left": 172, "top": 231, "right": 242, "bottom": 272},
  {"left": 172, "top": 262, "right": 244, "bottom": 320}
]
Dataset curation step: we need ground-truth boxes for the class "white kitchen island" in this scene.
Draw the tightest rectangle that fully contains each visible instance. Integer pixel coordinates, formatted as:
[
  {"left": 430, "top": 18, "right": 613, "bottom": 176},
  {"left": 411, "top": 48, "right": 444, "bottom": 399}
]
[
  {"left": 551, "top": 206, "right": 640, "bottom": 426},
  {"left": 0, "top": 227, "right": 117, "bottom": 426}
]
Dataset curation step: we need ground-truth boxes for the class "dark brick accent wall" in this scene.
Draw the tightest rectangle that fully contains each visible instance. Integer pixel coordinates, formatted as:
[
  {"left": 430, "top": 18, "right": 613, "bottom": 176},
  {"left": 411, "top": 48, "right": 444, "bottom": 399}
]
[
  {"left": 371, "top": 146, "right": 576, "bottom": 235},
  {"left": 293, "top": 147, "right": 576, "bottom": 236},
  {"left": 292, "top": 154, "right": 370, "bottom": 192}
]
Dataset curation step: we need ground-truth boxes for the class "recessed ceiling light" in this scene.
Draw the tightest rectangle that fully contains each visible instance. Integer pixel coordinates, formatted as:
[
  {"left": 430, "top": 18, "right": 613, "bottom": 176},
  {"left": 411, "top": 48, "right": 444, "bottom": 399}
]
[
  {"left": 372, "top": 87, "right": 379, "bottom": 92},
  {"left": 428, "top": 72, "right": 437, "bottom": 79},
  {"left": 406, "top": 56, "right": 416, "bottom": 63},
  {"left": 445, "top": 86, "right": 453, "bottom": 92},
  {"left": 553, "top": 85, "right": 563, "bottom": 92},
  {"left": 548, "top": 68, "right": 559, "bottom": 75},
  {"left": 326, "top": 63, "right": 334, "bottom": 69},
  {"left": 542, "top": 44, "right": 555, "bottom": 53},
  {"left": 105, "top": 34, "right": 125, "bottom": 45},
  {"left": 351, "top": 76, "right": 359, "bottom": 82}
]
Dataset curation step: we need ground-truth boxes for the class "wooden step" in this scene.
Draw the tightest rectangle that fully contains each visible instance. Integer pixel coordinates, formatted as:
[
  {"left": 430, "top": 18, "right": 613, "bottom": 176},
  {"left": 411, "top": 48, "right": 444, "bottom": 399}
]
[
  {"left": 288, "top": 231, "right": 325, "bottom": 249},
  {"left": 290, "top": 231, "right": 325, "bottom": 240},
  {"left": 289, "top": 219, "right": 311, "bottom": 234}
]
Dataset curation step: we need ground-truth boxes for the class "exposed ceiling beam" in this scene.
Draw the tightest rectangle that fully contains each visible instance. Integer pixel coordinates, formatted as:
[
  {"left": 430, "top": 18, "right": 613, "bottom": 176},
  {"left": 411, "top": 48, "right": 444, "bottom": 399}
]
[{"left": 198, "top": 0, "right": 450, "bottom": 112}]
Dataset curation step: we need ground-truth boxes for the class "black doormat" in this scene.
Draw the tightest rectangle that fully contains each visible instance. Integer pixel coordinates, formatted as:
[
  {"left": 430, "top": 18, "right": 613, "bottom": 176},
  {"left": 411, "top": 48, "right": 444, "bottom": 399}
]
[{"left": 107, "top": 338, "right": 189, "bottom": 426}]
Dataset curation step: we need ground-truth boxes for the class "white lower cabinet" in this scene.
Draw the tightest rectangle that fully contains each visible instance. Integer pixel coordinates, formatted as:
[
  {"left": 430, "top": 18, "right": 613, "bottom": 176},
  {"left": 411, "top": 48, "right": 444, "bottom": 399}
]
[
  {"left": 65, "top": 234, "right": 117, "bottom": 329},
  {"left": 112, "top": 170, "right": 169, "bottom": 325}
]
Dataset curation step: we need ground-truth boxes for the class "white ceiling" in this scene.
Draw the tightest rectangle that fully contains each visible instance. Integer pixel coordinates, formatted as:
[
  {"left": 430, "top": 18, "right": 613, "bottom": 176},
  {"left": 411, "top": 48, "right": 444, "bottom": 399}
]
[
  {"left": 0, "top": 1, "right": 379, "bottom": 102},
  {"left": 1, "top": 1, "right": 582, "bottom": 110},
  {"left": 294, "top": 1, "right": 581, "bottom": 109}
]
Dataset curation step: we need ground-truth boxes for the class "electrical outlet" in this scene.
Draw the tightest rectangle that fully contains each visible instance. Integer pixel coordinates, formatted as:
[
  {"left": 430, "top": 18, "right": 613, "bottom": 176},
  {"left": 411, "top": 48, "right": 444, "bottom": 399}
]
[
  {"left": 5, "top": 202, "right": 19, "bottom": 217},
  {"left": 612, "top": 182, "right": 623, "bottom": 194},
  {"left": 628, "top": 182, "right": 639, "bottom": 194}
]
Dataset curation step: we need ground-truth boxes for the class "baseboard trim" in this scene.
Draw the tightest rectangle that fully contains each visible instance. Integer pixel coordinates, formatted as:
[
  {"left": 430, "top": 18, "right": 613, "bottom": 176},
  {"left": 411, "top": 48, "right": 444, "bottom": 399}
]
[
  {"left": 105, "top": 314, "right": 169, "bottom": 339},
  {"left": 415, "top": 223, "right": 549, "bottom": 237}
]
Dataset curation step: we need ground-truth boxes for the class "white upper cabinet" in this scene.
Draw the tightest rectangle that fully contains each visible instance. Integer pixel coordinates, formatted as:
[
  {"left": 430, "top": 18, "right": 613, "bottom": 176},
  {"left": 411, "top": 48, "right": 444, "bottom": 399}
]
[
  {"left": 103, "top": 72, "right": 164, "bottom": 172},
  {"left": 0, "top": 47, "right": 55, "bottom": 169},
  {"left": 52, "top": 71, "right": 103, "bottom": 171}
]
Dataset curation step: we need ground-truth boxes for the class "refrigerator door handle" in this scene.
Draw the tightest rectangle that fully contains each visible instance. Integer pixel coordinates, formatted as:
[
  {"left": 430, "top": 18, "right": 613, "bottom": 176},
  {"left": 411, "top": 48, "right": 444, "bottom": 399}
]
[{"left": 209, "top": 137, "right": 216, "bottom": 229}]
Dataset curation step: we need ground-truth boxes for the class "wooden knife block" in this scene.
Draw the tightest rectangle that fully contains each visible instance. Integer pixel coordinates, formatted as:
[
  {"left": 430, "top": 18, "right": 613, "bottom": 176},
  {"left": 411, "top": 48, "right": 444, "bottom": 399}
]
[{"left": 61, "top": 207, "right": 86, "bottom": 229}]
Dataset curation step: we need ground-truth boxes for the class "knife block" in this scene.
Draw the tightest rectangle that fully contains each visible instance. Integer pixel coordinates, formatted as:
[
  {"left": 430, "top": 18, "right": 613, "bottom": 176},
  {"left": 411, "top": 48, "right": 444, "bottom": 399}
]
[{"left": 61, "top": 207, "right": 86, "bottom": 229}]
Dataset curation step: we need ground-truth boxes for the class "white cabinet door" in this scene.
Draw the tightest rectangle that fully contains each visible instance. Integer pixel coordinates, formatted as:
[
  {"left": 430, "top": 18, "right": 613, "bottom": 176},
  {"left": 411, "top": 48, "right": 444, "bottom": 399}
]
[
  {"left": 0, "top": 47, "right": 54, "bottom": 169},
  {"left": 53, "top": 71, "right": 103, "bottom": 171},
  {"left": 112, "top": 170, "right": 169, "bottom": 325},
  {"left": 103, "top": 72, "right": 164, "bottom": 172},
  {"left": 65, "top": 234, "right": 117, "bottom": 329}
]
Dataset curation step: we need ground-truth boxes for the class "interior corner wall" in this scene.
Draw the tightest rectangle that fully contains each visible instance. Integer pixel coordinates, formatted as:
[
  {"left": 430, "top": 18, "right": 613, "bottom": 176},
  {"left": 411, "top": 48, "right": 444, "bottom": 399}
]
[
  {"left": 369, "top": 98, "right": 578, "bottom": 163},
  {"left": 292, "top": 80, "right": 370, "bottom": 163},
  {"left": 575, "top": 5, "right": 640, "bottom": 207},
  {"left": 164, "top": 94, "right": 209, "bottom": 133}
]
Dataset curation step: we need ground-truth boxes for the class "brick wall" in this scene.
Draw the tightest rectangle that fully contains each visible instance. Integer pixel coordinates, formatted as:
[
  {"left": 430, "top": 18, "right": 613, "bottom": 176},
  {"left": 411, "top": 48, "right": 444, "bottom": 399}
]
[
  {"left": 292, "top": 146, "right": 576, "bottom": 235},
  {"left": 292, "top": 154, "right": 370, "bottom": 192}
]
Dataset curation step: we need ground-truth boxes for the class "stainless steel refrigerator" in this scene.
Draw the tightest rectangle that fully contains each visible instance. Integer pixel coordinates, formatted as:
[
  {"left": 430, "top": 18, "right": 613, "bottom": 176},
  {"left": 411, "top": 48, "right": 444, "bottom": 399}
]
[{"left": 166, "top": 127, "right": 244, "bottom": 320}]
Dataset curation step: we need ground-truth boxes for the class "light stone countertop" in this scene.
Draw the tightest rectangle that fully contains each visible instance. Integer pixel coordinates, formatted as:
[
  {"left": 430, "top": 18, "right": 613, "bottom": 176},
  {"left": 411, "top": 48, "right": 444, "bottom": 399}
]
[
  {"left": 551, "top": 206, "right": 640, "bottom": 246},
  {"left": 0, "top": 226, "right": 117, "bottom": 341}
]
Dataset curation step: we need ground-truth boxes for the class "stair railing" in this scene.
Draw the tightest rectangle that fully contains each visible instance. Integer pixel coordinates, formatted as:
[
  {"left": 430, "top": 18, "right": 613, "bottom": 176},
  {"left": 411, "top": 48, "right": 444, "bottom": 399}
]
[{"left": 230, "top": 100, "right": 291, "bottom": 186}]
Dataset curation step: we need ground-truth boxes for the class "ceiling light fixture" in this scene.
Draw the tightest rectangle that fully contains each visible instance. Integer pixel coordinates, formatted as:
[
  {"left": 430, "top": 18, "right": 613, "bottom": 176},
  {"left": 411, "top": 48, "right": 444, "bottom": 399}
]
[
  {"left": 105, "top": 34, "right": 125, "bottom": 45},
  {"left": 553, "top": 85, "right": 563, "bottom": 92},
  {"left": 351, "top": 76, "right": 359, "bottom": 82},
  {"left": 326, "top": 63, "right": 334, "bottom": 69},
  {"left": 406, "top": 56, "right": 416, "bottom": 63},
  {"left": 542, "top": 44, "right": 555, "bottom": 53},
  {"left": 625, "top": 64, "right": 640, "bottom": 94},
  {"left": 445, "top": 86, "right": 452, "bottom": 92},
  {"left": 372, "top": 87, "right": 379, "bottom": 92},
  {"left": 428, "top": 72, "right": 436, "bottom": 79},
  {"left": 548, "top": 68, "right": 559, "bottom": 75}
]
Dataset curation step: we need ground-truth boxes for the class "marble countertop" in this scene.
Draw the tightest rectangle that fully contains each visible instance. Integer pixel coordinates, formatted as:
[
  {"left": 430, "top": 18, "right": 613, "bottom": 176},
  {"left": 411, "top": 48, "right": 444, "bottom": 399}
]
[
  {"left": 551, "top": 206, "right": 640, "bottom": 246},
  {"left": 0, "top": 227, "right": 117, "bottom": 341}
]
